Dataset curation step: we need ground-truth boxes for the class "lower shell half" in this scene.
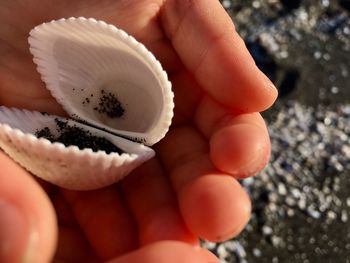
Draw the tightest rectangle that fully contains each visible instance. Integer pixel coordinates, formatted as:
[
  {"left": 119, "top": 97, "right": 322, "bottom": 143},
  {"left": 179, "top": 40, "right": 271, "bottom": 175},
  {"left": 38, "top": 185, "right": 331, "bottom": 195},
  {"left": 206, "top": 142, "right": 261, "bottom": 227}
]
[{"left": 0, "top": 107, "right": 155, "bottom": 190}]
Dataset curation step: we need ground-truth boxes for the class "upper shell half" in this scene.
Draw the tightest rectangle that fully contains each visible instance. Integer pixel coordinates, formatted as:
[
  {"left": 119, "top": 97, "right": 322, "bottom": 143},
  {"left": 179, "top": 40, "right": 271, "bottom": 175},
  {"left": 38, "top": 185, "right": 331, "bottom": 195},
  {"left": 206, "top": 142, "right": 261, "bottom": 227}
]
[
  {"left": 29, "top": 17, "right": 174, "bottom": 146},
  {"left": 0, "top": 17, "right": 174, "bottom": 190}
]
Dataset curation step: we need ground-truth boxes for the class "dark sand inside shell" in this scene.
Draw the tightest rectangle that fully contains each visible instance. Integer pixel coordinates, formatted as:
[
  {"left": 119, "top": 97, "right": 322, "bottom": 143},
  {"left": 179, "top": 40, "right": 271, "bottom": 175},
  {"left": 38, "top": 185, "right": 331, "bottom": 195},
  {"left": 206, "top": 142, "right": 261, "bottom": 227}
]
[
  {"left": 81, "top": 89, "right": 125, "bottom": 119},
  {"left": 35, "top": 119, "right": 124, "bottom": 154}
]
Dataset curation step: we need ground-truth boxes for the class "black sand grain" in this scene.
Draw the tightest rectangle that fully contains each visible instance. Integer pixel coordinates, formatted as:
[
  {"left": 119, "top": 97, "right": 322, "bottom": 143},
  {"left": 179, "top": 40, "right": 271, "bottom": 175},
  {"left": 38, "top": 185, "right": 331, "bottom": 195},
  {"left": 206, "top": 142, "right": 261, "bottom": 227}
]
[
  {"left": 94, "top": 89, "right": 125, "bottom": 118},
  {"left": 35, "top": 119, "right": 124, "bottom": 154}
]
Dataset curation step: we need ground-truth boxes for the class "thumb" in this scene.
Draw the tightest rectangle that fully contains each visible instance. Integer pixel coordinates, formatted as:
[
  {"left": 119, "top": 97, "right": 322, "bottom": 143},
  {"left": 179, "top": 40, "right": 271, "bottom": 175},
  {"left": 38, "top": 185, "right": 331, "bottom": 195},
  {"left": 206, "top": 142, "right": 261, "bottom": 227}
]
[{"left": 0, "top": 151, "right": 57, "bottom": 263}]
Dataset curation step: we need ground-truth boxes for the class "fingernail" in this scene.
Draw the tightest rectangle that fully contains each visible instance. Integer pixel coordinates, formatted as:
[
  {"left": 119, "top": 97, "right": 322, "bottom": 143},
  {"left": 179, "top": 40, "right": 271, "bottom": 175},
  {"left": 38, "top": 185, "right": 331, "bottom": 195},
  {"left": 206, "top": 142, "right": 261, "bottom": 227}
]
[
  {"left": 0, "top": 198, "right": 35, "bottom": 263},
  {"left": 262, "top": 74, "right": 278, "bottom": 92}
]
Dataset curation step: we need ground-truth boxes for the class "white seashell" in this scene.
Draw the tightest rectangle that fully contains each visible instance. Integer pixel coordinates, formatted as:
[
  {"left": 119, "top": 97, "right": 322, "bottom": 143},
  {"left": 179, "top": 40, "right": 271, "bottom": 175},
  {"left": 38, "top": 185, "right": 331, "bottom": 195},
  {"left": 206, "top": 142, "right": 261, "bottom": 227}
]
[
  {"left": 0, "top": 18, "right": 174, "bottom": 190},
  {"left": 29, "top": 17, "right": 174, "bottom": 146}
]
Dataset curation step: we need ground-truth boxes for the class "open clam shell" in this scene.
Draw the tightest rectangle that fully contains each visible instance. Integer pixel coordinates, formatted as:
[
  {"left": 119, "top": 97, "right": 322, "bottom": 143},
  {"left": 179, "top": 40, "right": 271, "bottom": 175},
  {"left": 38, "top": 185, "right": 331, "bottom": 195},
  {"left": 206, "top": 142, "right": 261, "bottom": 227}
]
[
  {"left": 0, "top": 18, "right": 174, "bottom": 190},
  {"left": 29, "top": 17, "right": 174, "bottom": 146}
]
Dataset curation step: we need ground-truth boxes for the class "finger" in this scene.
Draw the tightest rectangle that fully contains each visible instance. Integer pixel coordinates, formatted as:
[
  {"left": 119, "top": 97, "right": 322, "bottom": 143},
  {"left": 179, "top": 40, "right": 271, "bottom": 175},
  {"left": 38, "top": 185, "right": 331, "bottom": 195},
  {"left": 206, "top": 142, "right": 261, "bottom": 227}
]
[
  {"left": 54, "top": 226, "right": 97, "bottom": 262},
  {"left": 161, "top": 0, "right": 278, "bottom": 112},
  {"left": 107, "top": 241, "right": 219, "bottom": 263},
  {"left": 169, "top": 71, "right": 202, "bottom": 125},
  {"left": 121, "top": 159, "right": 198, "bottom": 246},
  {"left": 52, "top": 191, "right": 78, "bottom": 227},
  {"left": 62, "top": 187, "right": 138, "bottom": 261},
  {"left": 195, "top": 96, "right": 271, "bottom": 178},
  {"left": 157, "top": 127, "right": 251, "bottom": 241},
  {"left": 179, "top": 173, "right": 251, "bottom": 241},
  {"left": 0, "top": 152, "right": 57, "bottom": 263}
]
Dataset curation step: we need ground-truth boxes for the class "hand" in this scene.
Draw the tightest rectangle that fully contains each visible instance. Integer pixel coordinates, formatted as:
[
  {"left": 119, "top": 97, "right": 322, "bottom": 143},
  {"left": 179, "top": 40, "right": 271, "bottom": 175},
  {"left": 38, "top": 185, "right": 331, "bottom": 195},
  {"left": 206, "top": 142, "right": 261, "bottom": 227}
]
[{"left": 0, "top": 0, "right": 277, "bottom": 262}]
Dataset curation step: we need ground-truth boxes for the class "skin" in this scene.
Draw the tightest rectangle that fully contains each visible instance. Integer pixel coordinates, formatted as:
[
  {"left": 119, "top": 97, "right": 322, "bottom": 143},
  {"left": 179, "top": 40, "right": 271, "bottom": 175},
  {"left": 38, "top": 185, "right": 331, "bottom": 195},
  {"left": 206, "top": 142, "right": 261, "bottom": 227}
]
[{"left": 0, "top": 0, "right": 277, "bottom": 262}]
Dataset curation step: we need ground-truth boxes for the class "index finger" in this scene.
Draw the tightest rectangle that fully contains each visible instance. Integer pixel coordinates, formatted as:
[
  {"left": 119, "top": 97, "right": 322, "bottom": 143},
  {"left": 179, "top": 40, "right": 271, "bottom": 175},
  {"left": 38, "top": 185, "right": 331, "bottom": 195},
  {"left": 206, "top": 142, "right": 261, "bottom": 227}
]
[{"left": 161, "top": 0, "right": 278, "bottom": 112}]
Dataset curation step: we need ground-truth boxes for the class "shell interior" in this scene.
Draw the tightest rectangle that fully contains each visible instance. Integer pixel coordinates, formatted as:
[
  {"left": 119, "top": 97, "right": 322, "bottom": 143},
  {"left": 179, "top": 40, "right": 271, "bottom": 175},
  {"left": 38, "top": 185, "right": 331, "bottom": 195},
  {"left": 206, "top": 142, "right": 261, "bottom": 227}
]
[{"left": 29, "top": 17, "right": 174, "bottom": 146}]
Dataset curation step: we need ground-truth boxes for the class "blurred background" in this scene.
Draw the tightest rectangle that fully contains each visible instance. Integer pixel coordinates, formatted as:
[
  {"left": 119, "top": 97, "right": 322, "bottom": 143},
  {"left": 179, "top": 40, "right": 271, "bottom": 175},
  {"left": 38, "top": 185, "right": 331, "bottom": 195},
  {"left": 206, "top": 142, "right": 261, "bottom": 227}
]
[{"left": 202, "top": 1, "right": 350, "bottom": 262}]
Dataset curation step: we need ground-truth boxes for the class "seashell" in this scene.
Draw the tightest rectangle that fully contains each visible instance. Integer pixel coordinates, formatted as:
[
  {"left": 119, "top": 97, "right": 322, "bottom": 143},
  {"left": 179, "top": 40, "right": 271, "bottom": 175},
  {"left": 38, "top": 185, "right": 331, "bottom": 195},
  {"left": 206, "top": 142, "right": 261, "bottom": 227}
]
[{"left": 0, "top": 17, "right": 174, "bottom": 190}]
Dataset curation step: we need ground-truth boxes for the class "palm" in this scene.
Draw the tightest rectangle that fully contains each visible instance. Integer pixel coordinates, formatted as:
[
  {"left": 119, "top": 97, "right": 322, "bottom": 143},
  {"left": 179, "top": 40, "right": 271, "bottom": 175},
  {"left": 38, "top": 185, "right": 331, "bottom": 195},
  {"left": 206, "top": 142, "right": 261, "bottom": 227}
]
[{"left": 0, "top": 0, "right": 277, "bottom": 262}]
